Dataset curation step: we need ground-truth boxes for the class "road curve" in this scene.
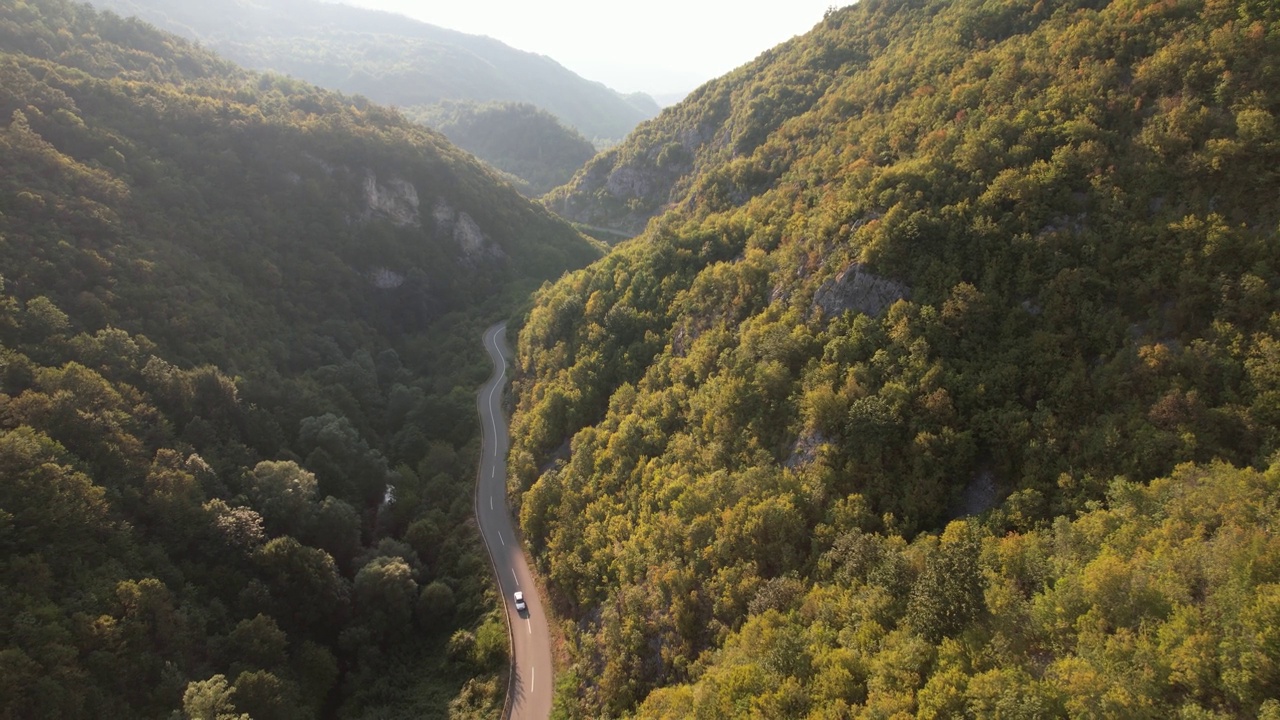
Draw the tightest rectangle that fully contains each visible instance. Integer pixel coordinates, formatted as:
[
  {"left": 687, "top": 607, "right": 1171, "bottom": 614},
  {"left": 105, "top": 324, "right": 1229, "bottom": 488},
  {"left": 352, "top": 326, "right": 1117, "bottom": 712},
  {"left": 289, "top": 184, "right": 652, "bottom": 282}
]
[{"left": 475, "top": 323, "right": 554, "bottom": 720}]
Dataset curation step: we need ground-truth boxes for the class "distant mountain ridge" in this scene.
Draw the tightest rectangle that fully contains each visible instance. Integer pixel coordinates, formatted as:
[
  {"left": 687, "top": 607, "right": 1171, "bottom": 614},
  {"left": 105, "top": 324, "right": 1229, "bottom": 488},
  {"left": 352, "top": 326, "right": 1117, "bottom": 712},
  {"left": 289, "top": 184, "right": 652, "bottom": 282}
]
[{"left": 86, "top": 0, "right": 658, "bottom": 144}]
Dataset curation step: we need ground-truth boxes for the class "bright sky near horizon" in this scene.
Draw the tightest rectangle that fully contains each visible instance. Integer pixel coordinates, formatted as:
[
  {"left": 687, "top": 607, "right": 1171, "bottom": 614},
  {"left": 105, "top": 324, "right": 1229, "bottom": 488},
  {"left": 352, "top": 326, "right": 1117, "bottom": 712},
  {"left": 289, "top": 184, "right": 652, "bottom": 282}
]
[{"left": 332, "top": 0, "right": 840, "bottom": 97}]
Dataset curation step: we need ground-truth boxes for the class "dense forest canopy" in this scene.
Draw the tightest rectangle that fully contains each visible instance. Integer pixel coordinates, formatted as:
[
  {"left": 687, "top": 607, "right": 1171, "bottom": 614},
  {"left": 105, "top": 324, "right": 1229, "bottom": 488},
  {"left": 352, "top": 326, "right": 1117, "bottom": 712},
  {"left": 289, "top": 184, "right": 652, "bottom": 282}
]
[
  {"left": 85, "top": 0, "right": 659, "bottom": 145},
  {"left": 0, "top": 0, "right": 599, "bottom": 717},
  {"left": 511, "top": 0, "right": 1280, "bottom": 715}
]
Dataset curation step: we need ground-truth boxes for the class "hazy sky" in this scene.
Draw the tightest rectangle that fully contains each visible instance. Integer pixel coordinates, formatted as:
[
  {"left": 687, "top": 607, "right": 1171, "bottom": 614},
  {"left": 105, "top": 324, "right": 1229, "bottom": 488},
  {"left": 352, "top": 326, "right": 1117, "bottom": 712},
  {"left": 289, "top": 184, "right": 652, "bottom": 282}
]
[{"left": 331, "top": 0, "right": 840, "bottom": 96}]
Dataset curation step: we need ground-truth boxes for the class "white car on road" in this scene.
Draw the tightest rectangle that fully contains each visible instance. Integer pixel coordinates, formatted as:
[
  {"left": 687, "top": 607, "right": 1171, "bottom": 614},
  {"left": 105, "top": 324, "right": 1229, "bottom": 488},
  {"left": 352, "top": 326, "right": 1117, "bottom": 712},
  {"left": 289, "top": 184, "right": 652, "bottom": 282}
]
[{"left": 513, "top": 591, "right": 527, "bottom": 613}]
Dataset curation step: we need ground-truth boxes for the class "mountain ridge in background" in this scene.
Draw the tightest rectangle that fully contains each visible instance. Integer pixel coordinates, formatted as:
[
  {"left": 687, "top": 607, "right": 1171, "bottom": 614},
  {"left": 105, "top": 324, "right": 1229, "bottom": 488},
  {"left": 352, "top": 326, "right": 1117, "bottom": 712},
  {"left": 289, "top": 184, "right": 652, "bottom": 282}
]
[{"left": 85, "top": 0, "right": 659, "bottom": 146}]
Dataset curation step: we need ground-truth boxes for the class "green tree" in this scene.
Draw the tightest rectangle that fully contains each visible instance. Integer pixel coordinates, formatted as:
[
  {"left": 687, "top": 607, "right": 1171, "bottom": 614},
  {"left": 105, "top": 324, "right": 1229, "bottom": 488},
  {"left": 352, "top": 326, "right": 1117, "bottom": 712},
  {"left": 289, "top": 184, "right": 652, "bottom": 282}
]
[
  {"left": 904, "top": 521, "right": 986, "bottom": 643},
  {"left": 253, "top": 537, "right": 349, "bottom": 635},
  {"left": 353, "top": 556, "right": 418, "bottom": 645},
  {"left": 224, "top": 614, "right": 288, "bottom": 677},
  {"left": 180, "top": 675, "right": 249, "bottom": 720},
  {"left": 231, "top": 670, "right": 303, "bottom": 720},
  {"left": 417, "top": 580, "right": 457, "bottom": 629},
  {"left": 246, "top": 460, "right": 318, "bottom": 539}
]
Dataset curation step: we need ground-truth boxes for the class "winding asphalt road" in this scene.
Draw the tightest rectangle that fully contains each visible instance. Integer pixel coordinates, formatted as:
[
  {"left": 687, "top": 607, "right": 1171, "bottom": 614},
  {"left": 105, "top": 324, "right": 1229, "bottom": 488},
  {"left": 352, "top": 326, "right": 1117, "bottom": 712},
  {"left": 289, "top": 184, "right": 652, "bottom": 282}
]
[{"left": 475, "top": 323, "right": 554, "bottom": 720}]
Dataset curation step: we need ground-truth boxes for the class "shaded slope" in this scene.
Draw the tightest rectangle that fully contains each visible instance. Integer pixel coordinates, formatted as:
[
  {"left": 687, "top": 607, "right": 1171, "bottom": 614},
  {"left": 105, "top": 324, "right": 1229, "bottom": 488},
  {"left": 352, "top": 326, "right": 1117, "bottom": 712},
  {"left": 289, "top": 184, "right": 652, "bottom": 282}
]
[
  {"left": 0, "top": 0, "right": 601, "bottom": 370},
  {"left": 511, "top": 0, "right": 1280, "bottom": 714},
  {"left": 0, "top": 1, "right": 600, "bottom": 718}
]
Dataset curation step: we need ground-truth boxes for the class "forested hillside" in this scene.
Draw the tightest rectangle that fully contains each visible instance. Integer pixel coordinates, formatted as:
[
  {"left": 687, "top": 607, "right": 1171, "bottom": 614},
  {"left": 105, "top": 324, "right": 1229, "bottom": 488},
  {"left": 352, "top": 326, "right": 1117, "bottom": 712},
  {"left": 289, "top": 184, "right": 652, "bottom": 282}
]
[
  {"left": 417, "top": 102, "right": 598, "bottom": 197},
  {"left": 0, "top": 1, "right": 599, "bottom": 717},
  {"left": 510, "top": 0, "right": 1280, "bottom": 715},
  {"left": 86, "top": 0, "right": 658, "bottom": 145},
  {"left": 542, "top": 11, "right": 833, "bottom": 236},
  {"left": 636, "top": 461, "right": 1280, "bottom": 718}
]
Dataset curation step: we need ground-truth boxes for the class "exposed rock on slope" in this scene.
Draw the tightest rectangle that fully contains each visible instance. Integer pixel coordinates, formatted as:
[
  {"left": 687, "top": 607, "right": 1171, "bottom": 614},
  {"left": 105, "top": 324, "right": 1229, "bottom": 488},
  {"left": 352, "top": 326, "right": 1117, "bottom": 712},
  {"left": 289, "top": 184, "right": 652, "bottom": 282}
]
[
  {"left": 813, "top": 263, "right": 910, "bottom": 319},
  {"left": 433, "top": 198, "right": 508, "bottom": 268},
  {"left": 363, "top": 171, "right": 420, "bottom": 227}
]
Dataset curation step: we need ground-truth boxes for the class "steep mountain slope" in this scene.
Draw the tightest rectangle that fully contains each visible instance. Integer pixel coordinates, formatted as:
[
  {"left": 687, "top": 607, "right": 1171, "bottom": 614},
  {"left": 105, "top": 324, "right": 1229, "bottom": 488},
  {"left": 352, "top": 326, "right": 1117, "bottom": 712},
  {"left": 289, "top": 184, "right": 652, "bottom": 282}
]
[
  {"left": 0, "top": 1, "right": 600, "bottom": 718},
  {"left": 542, "top": 11, "right": 837, "bottom": 236},
  {"left": 510, "top": 0, "right": 1280, "bottom": 715},
  {"left": 417, "top": 101, "right": 598, "bottom": 197},
  {"left": 86, "top": 0, "right": 658, "bottom": 144}
]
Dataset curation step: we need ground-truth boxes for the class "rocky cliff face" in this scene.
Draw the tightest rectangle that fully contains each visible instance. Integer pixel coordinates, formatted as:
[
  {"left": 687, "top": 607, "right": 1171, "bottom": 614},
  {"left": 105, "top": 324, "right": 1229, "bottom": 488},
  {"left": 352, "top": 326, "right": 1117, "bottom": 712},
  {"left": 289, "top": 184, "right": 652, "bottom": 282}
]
[
  {"left": 813, "top": 263, "right": 911, "bottom": 319},
  {"left": 543, "top": 150, "right": 689, "bottom": 237},
  {"left": 352, "top": 169, "right": 511, "bottom": 278},
  {"left": 542, "top": 102, "right": 722, "bottom": 237},
  {"left": 363, "top": 170, "right": 421, "bottom": 227},
  {"left": 433, "top": 198, "right": 508, "bottom": 268}
]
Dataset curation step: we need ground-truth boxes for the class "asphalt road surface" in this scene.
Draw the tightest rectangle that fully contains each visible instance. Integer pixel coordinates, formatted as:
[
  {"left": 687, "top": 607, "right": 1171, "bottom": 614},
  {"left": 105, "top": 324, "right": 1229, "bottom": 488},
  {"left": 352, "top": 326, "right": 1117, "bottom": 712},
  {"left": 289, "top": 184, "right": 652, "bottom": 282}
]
[{"left": 475, "top": 323, "right": 554, "bottom": 720}]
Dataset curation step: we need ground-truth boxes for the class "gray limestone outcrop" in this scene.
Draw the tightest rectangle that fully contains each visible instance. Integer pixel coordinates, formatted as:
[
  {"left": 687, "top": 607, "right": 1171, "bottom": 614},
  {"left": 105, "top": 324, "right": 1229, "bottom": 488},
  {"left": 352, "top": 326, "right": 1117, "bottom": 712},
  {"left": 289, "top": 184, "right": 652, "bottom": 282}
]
[
  {"left": 433, "top": 198, "right": 508, "bottom": 267},
  {"left": 363, "top": 171, "right": 421, "bottom": 227},
  {"left": 814, "top": 263, "right": 910, "bottom": 319}
]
